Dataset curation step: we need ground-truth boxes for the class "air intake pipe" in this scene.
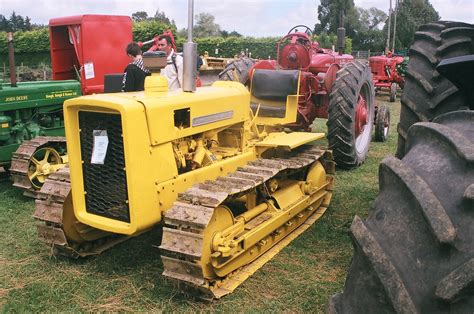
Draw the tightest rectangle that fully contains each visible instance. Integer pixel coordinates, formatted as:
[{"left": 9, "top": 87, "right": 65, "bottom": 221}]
[
  {"left": 7, "top": 32, "right": 17, "bottom": 87},
  {"left": 337, "top": 11, "right": 346, "bottom": 55}
]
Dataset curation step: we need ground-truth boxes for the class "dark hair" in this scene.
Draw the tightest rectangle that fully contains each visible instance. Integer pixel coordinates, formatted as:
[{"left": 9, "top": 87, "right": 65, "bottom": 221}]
[
  {"left": 158, "top": 35, "right": 172, "bottom": 46},
  {"left": 126, "top": 42, "right": 142, "bottom": 57}
]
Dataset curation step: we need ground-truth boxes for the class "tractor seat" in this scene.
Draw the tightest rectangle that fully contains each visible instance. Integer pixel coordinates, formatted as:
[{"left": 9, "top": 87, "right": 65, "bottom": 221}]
[
  {"left": 250, "top": 69, "right": 299, "bottom": 118},
  {"left": 104, "top": 73, "right": 124, "bottom": 93}
]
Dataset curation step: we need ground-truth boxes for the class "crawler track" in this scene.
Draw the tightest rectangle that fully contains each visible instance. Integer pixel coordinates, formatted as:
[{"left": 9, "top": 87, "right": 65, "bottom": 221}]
[
  {"left": 10, "top": 136, "right": 67, "bottom": 197},
  {"left": 160, "top": 146, "right": 335, "bottom": 299},
  {"left": 34, "top": 167, "right": 128, "bottom": 258}
]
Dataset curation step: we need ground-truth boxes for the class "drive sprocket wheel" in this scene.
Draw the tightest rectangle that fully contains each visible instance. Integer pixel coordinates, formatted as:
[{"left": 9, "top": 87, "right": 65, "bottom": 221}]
[
  {"left": 327, "top": 60, "right": 375, "bottom": 169},
  {"left": 329, "top": 110, "right": 474, "bottom": 313},
  {"left": 396, "top": 21, "right": 474, "bottom": 158},
  {"left": 218, "top": 57, "right": 255, "bottom": 85}
]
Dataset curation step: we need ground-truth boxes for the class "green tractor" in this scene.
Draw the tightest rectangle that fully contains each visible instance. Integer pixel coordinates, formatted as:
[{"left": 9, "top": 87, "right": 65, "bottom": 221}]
[
  {"left": 1, "top": 80, "right": 81, "bottom": 196},
  {"left": 1, "top": 15, "right": 133, "bottom": 196}
]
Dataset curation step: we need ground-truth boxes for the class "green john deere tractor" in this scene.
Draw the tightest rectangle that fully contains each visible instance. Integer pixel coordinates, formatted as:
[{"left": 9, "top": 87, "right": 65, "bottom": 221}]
[{"left": 0, "top": 80, "right": 81, "bottom": 196}]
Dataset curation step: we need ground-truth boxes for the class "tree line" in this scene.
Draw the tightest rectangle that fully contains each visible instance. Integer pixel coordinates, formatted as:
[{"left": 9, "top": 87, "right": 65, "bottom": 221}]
[
  {"left": 315, "top": 0, "right": 440, "bottom": 51},
  {"left": 0, "top": 12, "right": 36, "bottom": 32},
  {"left": 1, "top": 0, "right": 440, "bottom": 52},
  {"left": 131, "top": 9, "right": 243, "bottom": 38}
]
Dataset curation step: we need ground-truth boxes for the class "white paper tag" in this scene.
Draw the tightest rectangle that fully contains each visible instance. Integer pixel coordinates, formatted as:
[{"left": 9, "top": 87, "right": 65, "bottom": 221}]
[
  {"left": 84, "top": 62, "right": 95, "bottom": 80},
  {"left": 91, "top": 130, "right": 109, "bottom": 164}
]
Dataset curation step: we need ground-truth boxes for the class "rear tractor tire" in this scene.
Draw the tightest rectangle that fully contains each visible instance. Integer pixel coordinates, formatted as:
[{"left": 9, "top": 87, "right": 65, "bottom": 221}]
[
  {"left": 327, "top": 60, "right": 375, "bottom": 169},
  {"left": 396, "top": 21, "right": 474, "bottom": 158},
  {"left": 389, "top": 83, "right": 397, "bottom": 102},
  {"left": 374, "top": 105, "right": 390, "bottom": 142},
  {"left": 329, "top": 110, "right": 474, "bottom": 313},
  {"left": 218, "top": 57, "right": 255, "bottom": 85}
]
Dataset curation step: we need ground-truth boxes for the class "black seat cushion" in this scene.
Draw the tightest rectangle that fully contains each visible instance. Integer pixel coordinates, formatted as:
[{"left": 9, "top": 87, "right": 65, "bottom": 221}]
[{"left": 251, "top": 69, "right": 299, "bottom": 101}]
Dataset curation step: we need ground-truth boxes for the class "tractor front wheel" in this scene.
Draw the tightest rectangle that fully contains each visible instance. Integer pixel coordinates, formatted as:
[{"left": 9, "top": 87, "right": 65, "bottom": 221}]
[
  {"left": 327, "top": 61, "right": 375, "bottom": 169},
  {"left": 374, "top": 105, "right": 390, "bottom": 142},
  {"left": 389, "top": 82, "right": 397, "bottom": 102}
]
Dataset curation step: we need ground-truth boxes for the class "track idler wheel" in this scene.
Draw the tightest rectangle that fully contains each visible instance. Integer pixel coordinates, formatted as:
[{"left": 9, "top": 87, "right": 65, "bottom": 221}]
[
  {"left": 11, "top": 137, "right": 68, "bottom": 197},
  {"left": 34, "top": 167, "right": 127, "bottom": 258}
]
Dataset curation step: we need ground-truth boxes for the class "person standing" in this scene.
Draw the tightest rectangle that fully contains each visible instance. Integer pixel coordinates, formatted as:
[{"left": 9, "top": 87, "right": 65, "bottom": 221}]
[
  {"left": 156, "top": 35, "right": 183, "bottom": 91},
  {"left": 122, "top": 42, "right": 151, "bottom": 92}
]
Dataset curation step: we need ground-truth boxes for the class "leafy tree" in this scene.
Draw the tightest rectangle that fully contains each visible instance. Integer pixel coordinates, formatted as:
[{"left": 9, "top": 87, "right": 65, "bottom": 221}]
[
  {"left": 0, "top": 12, "right": 34, "bottom": 32},
  {"left": 221, "top": 30, "right": 242, "bottom": 38},
  {"left": 383, "top": 0, "right": 440, "bottom": 50},
  {"left": 153, "top": 8, "right": 177, "bottom": 28},
  {"left": 351, "top": 7, "right": 387, "bottom": 51},
  {"left": 154, "top": 9, "right": 170, "bottom": 24},
  {"left": 194, "top": 12, "right": 221, "bottom": 37},
  {"left": 314, "top": 0, "right": 359, "bottom": 37},
  {"left": 24, "top": 16, "right": 32, "bottom": 31},
  {"left": 358, "top": 7, "right": 387, "bottom": 30},
  {"left": 0, "top": 14, "right": 9, "bottom": 31},
  {"left": 177, "top": 27, "right": 187, "bottom": 38},
  {"left": 10, "top": 12, "right": 25, "bottom": 32},
  {"left": 132, "top": 11, "right": 149, "bottom": 22}
]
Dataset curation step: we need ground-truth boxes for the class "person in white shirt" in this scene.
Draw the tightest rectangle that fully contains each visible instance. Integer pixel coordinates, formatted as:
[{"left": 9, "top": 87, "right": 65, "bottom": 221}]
[{"left": 156, "top": 35, "right": 183, "bottom": 91}]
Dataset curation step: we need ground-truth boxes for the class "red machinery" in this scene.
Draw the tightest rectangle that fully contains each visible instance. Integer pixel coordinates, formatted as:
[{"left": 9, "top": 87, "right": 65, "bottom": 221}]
[
  {"left": 49, "top": 15, "right": 133, "bottom": 95},
  {"left": 369, "top": 52, "right": 405, "bottom": 102},
  {"left": 249, "top": 25, "right": 379, "bottom": 168}
]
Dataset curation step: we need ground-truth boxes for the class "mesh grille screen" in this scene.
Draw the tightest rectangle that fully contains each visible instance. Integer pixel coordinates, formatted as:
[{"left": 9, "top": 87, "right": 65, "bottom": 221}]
[{"left": 79, "top": 111, "right": 130, "bottom": 222}]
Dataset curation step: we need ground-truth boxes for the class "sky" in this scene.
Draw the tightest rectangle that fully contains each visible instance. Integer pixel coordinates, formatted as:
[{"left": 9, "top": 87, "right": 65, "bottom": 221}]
[{"left": 0, "top": 0, "right": 473, "bottom": 37}]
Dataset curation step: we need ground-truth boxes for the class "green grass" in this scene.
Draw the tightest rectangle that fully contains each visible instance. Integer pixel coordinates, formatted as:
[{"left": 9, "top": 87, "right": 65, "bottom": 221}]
[{"left": 0, "top": 95, "right": 400, "bottom": 312}]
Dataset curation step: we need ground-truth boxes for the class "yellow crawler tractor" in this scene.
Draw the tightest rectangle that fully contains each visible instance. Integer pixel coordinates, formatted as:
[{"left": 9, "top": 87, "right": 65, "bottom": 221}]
[{"left": 34, "top": 2, "right": 335, "bottom": 299}]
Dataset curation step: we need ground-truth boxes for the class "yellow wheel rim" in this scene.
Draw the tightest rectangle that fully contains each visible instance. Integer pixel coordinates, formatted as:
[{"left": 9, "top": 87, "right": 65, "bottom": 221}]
[{"left": 27, "top": 147, "right": 64, "bottom": 190}]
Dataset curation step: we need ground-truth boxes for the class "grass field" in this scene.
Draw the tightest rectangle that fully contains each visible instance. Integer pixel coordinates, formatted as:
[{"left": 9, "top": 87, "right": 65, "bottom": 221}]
[{"left": 0, "top": 95, "right": 400, "bottom": 312}]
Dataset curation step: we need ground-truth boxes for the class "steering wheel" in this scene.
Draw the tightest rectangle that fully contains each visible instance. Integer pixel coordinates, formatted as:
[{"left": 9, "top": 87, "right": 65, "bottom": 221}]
[{"left": 287, "top": 25, "right": 313, "bottom": 36}]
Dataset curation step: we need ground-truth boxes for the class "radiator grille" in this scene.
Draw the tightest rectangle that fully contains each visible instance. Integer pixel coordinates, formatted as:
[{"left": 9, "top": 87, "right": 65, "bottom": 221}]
[{"left": 79, "top": 111, "right": 130, "bottom": 222}]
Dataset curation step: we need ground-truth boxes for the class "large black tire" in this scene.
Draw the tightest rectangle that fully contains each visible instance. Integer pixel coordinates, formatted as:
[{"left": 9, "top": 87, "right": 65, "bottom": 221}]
[
  {"left": 374, "top": 105, "right": 390, "bottom": 142},
  {"left": 218, "top": 57, "right": 255, "bottom": 85},
  {"left": 329, "top": 110, "right": 474, "bottom": 313},
  {"left": 327, "top": 60, "right": 375, "bottom": 169},
  {"left": 396, "top": 21, "right": 474, "bottom": 158}
]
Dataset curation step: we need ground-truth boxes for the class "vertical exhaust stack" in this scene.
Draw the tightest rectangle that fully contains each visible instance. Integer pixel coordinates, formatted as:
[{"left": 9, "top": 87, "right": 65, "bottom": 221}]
[
  {"left": 7, "top": 32, "right": 17, "bottom": 87},
  {"left": 183, "top": 0, "right": 197, "bottom": 92},
  {"left": 386, "top": 0, "right": 393, "bottom": 54},
  {"left": 337, "top": 11, "right": 346, "bottom": 56}
]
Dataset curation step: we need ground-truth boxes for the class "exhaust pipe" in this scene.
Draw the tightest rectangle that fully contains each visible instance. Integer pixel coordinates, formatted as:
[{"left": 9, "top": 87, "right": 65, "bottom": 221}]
[
  {"left": 7, "top": 32, "right": 17, "bottom": 87},
  {"left": 337, "top": 11, "right": 345, "bottom": 55},
  {"left": 183, "top": 0, "right": 197, "bottom": 92}
]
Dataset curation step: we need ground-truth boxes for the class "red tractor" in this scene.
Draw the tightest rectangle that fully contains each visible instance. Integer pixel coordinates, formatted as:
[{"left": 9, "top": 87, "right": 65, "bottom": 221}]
[
  {"left": 369, "top": 52, "right": 405, "bottom": 102},
  {"left": 222, "top": 25, "right": 385, "bottom": 168}
]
